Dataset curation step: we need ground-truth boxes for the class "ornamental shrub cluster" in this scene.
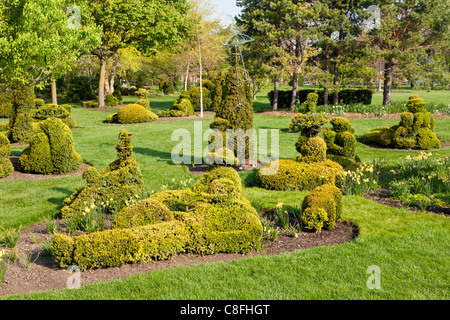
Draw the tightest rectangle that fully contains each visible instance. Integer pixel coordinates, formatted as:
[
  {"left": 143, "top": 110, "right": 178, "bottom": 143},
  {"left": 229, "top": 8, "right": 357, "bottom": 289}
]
[
  {"left": 65, "top": 76, "right": 96, "bottom": 102},
  {"left": 362, "top": 95, "right": 440, "bottom": 150},
  {"left": 301, "top": 184, "right": 343, "bottom": 231},
  {"left": 324, "top": 117, "right": 361, "bottom": 169},
  {"left": 0, "top": 86, "right": 13, "bottom": 118},
  {"left": 107, "top": 104, "right": 158, "bottom": 124},
  {"left": 18, "top": 118, "right": 82, "bottom": 174},
  {"left": 61, "top": 130, "right": 145, "bottom": 219},
  {"left": 52, "top": 166, "right": 263, "bottom": 270},
  {"left": 0, "top": 132, "right": 13, "bottom": 178},
  {"left": 105, "top": 94, "right": 119, "bottom": 107},
  {"left": 160, "top": 91, "right": 195, "bottom": 117}
]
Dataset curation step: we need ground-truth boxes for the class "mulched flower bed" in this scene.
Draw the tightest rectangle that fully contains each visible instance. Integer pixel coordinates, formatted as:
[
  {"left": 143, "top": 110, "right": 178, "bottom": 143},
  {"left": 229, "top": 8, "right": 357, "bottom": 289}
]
[{"left": 0, "top": 216, "right": 357, "bottom": 297}]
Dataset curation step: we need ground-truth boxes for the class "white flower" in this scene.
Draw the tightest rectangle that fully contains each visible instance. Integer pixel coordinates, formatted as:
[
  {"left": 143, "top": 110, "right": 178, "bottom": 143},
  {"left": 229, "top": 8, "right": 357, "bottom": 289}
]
[{"left": 0, "top": 249, "right": 5, "bottom": 258}]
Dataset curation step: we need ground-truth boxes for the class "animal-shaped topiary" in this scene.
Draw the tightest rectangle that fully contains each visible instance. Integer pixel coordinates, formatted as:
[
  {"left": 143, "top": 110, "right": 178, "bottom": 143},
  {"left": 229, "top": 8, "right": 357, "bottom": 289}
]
[
  {"left": 301, "top": 183, "right": 343, "bottom": 231},
  {"left": 18, "top": 118, "right": 82, "bottom": 174},
  {"left": 362, "top": 95, "right": 440, "bottom": 150},
  {"left": 160, "top": 91, "right": 195, "bottom": 117},
  {"left": 0, "top": 132, "right": 13, "bottom": 178},
  {"left": 52, "top": 166, "right": 263, "bottom": 270},
  {"left": 61, "top": 130, "right": 144, "bottom": 219},
  {"left": 31, "top": 104, "right": 76, "bottom": 129},
  {"left": 294, "top": 113, "right": 330, "bottom": 163},
  {"left": 323, "top": 117, "right": 360, "bottom": 169}
]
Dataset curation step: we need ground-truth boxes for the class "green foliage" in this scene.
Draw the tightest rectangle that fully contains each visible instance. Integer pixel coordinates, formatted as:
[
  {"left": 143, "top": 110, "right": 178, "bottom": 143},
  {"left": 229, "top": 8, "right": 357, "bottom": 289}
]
[
  {"left": 162, "top": 82, "right": 175, "bottom": 95},
  {"left": 255, "top": 158, "right": 343, "bottom": 191},
  {"left": 135, "top": 98, "right": 150, "bottom": 110},
  {"left": 301, "top": 184, "right": 342, "bottom": 231},
  {"left": 109, "top": 104, "right": 158, "bottom": 124},
  {"left": 303, "top": 92, "right": 318, "bottom": 113},
  {"left": 324, "top": 117, "right": 359, "bottom": 169},
  {"left": 189, "top": 86, "right": 212, "bottom": 111},
  {"left": 215, "top": 67, "right": 254, "bottom": 131},
  {"left": 113, "top": 89, "right": 123, "bottom": 104},
  {"left": 161, "top": 92, "right": 194, "bottom": 117},
  {"left": 8, "top": 85, "right": 35, "bottom": 143},
  {"left": 0, "top": 86, "right": 13, "bottom": 118},
  {"left": 18, "top": 118, "right": 82, "bottom": 174},
  {"left": 105, "top": 94, "right": 119, "bottom": 107},
  {"left": 0, "top": 132, "right": 13, "bottom": 178},
  {"left": 65, "top": 76, "right": 97, "bottom": 102},
  {"left": 135, "top": 88, "right": 148, "bottom": 100},
  {"left": 34, "top": 99, "right": 45, "bottom": 109},
  {"left": 81, "top": 100, "right": 99, "bottom": 108}
]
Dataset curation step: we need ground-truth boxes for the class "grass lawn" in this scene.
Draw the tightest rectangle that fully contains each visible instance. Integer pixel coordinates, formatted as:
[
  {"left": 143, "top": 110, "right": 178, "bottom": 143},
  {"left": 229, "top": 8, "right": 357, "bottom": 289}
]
[{"left": 0, "top": 91, "right": 449, "bottom": 300}]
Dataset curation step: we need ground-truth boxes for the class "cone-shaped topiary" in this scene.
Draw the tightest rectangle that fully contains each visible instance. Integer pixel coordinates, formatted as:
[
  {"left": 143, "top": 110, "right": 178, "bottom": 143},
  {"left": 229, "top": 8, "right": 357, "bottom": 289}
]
[
  {"left": 18, "top": 118, "right": 82, "bottom": 174},
  {"left": 0, "top": 132, "right": 13, "bottom": 178},
  {"left": 362, "top": 95, "right": 440, "bottom": 150}
]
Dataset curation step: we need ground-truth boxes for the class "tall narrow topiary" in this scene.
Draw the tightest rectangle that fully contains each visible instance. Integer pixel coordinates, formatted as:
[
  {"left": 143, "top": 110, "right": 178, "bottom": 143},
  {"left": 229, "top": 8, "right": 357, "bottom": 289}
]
[
  {"left": 8, "top": 85, "right": 35, "bottom": 143},
  {"left": 0, "top": 132, "right": 13, "bottom": 178},
  {"left": 18, "top": 118, "right": 82, "bottom": 174}
]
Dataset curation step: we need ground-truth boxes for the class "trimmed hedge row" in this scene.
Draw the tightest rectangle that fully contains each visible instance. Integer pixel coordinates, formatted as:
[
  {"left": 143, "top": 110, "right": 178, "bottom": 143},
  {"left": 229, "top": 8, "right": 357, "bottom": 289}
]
[{"left": 268, "top": 88, "right": 373, "bottom": 108}]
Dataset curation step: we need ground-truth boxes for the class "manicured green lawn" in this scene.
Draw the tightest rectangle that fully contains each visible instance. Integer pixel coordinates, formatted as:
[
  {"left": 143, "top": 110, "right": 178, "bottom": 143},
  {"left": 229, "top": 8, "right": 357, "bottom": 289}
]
[{"left": 0, "top": 93, "right": 449, "bottom": 300}]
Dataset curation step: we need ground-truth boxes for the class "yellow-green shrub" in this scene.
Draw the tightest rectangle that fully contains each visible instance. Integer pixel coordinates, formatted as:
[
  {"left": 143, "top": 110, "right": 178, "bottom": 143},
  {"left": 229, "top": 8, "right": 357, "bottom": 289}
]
[
  {"left": 255, "top": 158, "right": 343, "bottom": 191},
  {"left": 324, "top": 117, "right": 358, "bottom": 169},
  {"left": 18, "top": 118, "right": 82, "bottom": 174},
  {"left": 301, "top": 183, "right": 342, "bottom": 231},
  {"left": 0, "top": 132, "right": 13, "bottom": 178},
  {"left": 115, "top": 104, "right": 158, "bottom": 124}
]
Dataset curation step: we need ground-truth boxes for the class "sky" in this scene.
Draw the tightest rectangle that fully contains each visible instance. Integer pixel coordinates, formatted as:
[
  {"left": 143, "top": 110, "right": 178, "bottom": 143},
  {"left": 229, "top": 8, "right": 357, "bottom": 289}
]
[{"left": 209, "top": 0, "right": 242, "bottom": 27}]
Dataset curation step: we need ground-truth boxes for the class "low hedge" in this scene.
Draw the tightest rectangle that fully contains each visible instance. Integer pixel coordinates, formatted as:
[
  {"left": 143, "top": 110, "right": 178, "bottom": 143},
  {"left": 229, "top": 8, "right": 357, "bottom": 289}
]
[
  {"left": 255, "top": 158, "right": 343, "bottom": 191},
  {"left": 268, "top": 88, "right": 373, "bottom": 108}
]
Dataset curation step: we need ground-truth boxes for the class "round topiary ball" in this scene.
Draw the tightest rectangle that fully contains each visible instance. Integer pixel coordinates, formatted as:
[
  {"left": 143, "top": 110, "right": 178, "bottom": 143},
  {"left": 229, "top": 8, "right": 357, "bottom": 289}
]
[
  {"left": 298, "top": 136, "right": 327, "bottom": 163},
  {"left": 117, "top": 104, "right": 158, "bottom": 124}
]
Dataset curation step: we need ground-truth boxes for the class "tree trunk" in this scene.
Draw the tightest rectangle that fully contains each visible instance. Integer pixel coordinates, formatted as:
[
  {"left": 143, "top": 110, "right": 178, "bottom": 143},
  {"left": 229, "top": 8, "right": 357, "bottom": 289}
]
[
  {"left": 333, "top": 58, "right": 340, "bottom": 105},
  {"left": 98, "top": 56, "right": 107, "bottom": 108},
  {"left": 184, "top": 63, "right": 190, "bottom": 91},
  {"left": 377, "top": 60, "right": 383, "bottom": 92},
  {"left": 383, "top": 59, "right": 395, "bottom": 106},
  {"left": 51, "top": 80, "right": 57, "bottom": 105},
  {"left": 108, "top": 53, "right": 118, "bottom": 94},
  {"left": 290, "top": 70, "right": 298, "bottom": 112},
  {"left": 323, "top": 44, "right": 330, "bottom": 105},
  {"left": 272, "top": 75, "right": 279, "bottom": 111}
]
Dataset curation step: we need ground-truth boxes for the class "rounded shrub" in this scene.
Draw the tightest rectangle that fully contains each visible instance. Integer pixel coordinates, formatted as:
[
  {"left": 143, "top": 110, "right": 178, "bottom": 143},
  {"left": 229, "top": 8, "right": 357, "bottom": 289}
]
[
  {"left": 296, "top": 136, "right": 327, "bottom": 163},
  {"left": 301, "top": 183, "right": 342, "bottom": 231},
  {"left": 135, "top": 98, "right": 150, "bottom": 110},
  {"left": 116, "top": 104, "right": 158, "bottom": 124},
  {"left": 105, "top": 94, "right": 119, "bottom": 107},
  {"left": 112, "top": 199, "right": 173, "bottom": 229}
]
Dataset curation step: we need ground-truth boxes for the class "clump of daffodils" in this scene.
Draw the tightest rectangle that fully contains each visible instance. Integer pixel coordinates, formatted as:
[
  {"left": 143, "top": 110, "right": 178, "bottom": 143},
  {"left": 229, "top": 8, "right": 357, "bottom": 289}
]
[{"left": 341, "top": 162, "right": 379, "bottom": 196}]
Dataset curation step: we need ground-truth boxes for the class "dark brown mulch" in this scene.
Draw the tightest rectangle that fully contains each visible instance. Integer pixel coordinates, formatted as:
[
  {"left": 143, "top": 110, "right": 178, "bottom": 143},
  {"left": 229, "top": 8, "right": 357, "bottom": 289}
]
[
  {"left": 0, "top": 214, "right": 357, "bottom": 297},
  {"left": 0, "top": 156, "right": 91, "bottom": 182},
  {"left": 364, "top": 188, "right": 450, "bottom": 217}
]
